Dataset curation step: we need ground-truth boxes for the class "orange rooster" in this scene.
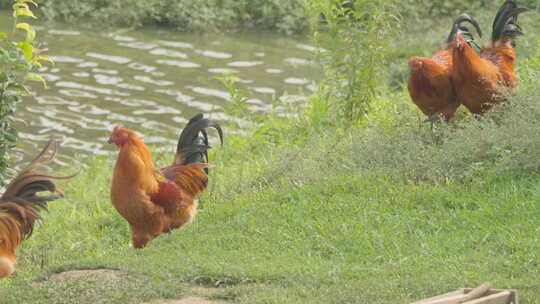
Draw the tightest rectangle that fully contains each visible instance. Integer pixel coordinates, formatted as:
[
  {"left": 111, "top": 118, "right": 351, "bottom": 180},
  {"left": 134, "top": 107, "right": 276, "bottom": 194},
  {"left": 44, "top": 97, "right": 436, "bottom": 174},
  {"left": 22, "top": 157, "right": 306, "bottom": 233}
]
[
  {"left": 0, "top": 140, "right": 71, "bottom": 279},
  {"left": 452, "top": 0, "right": 528, "bottom": 115},
  {"left": 408, "top": 14, "right": 482, "bottom": 122},
  {"left": 109, "top": 114, "right": 223, "bottom": 248}
]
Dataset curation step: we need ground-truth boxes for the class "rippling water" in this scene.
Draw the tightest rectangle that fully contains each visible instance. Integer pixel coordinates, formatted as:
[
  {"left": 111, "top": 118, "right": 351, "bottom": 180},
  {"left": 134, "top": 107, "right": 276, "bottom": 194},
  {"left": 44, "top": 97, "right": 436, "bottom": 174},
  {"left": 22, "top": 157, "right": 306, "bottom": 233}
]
[{"left": 1, "top": 11, "right": 314, "bottom": 167}]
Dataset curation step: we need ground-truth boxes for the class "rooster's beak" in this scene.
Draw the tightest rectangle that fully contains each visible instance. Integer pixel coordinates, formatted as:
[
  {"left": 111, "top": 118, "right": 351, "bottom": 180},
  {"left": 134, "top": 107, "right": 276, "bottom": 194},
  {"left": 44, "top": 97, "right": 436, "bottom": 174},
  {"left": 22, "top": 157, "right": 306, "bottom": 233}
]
[{"left": 107, "top": 138, "right": 113, "bottom": 144}]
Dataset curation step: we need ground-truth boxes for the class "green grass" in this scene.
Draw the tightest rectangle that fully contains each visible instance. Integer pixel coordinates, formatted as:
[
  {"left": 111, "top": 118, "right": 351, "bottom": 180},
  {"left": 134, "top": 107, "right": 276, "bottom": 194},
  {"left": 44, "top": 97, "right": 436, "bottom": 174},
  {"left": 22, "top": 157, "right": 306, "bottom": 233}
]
[{"left": 0, "top": 154, "right": 539, "bottom": 303}]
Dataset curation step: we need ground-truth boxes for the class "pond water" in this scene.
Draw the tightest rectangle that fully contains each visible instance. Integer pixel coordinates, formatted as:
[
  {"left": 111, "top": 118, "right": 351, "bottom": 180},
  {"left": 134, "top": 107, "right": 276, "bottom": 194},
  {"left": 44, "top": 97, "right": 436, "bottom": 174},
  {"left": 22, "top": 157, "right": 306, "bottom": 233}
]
[{"left": 0, "top": 11, "right": 315, "bottom": 167}]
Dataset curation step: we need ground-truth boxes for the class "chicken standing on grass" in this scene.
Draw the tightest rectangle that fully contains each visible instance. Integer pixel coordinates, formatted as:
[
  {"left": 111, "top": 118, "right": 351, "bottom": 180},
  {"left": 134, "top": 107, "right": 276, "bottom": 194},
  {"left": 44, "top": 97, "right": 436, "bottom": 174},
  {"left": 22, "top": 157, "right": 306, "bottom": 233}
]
[
  {"left": 109, "top": 113, "right": 223, "bottom": 249},
  {"left": 408, "top": 14, "right": 482, "bottom": 122},
  {"left": 452, "top": 0, "right": 528, "bottom": 115},
  {"left": 0, "top": 140, "right": 72, "bottom": 279}
]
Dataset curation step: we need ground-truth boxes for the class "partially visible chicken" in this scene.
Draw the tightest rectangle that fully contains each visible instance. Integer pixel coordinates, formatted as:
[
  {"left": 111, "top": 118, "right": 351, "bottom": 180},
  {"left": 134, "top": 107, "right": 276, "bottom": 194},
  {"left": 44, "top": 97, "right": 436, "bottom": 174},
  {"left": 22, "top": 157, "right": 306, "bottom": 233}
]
[
  {"left": 0, "top": 140, "right": 71, "bottom": 279},
  {"left": 109, "top": 114, "right": 223, "bottom": 249},
  {"left": 408, "top": 14, "right": 482, "bottom": 122},
  {"left": 452, "top": 0, "right": 528, "bottom": 115}
]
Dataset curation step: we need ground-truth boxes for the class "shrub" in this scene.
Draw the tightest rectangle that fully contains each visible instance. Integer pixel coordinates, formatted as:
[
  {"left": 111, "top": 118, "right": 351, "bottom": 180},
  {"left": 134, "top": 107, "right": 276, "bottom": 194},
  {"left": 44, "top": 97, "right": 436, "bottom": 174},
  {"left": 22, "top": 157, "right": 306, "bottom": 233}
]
[
  {"left": 304, "top": 0, "right": 396, "bottom": 124},
  {"left": 0, "top": 0, "right": 50, "bottom": 180},
  {"left": 38, "top": 0, "right": 307, "bottom": 34},
  {"left": 401, "top": 0, "right": 538, "bottom": 18}
]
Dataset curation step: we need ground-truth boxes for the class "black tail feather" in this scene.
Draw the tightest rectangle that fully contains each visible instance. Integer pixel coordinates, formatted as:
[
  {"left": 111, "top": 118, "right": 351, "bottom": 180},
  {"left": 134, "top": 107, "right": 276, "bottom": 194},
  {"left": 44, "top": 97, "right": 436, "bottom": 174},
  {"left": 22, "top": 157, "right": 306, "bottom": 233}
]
[
  {"left": 0, "top": 139, "right": 73, "bottom": 239},
  {"left": 176, "top": 114, "right": 224, "bottom": 169},
  {"left": 492, "top": 0, "right": 517, "bottom": 32},
  {"left": 2, "top": 140, "right": 73, "bottom": 205},
  {"left": 491, "top": 1, "right": 528, "bottom": 43}
]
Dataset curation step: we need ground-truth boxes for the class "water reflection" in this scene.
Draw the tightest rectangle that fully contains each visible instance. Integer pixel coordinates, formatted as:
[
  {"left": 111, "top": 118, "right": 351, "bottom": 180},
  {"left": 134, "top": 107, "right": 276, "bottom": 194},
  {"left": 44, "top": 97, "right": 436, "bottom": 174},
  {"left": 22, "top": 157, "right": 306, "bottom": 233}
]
[
  {"left": 1, "top": 10, "right": 316, "bottom": 167},
  {"left": 155, "top": 60, "right": 201, "bottom": 68},
  {"left": 134, "top": 75, "right": 174, "bottom": 86},
  {"left": 284, "top": 78, "right": 309, "bottom": 85},
  {"left": 285, "top": 58, "right": 311, "bottom": 66},
  {"left": 228, "top": 61, "right": 264, "bottom": 67},
  {"left": 48, "top": 29, "right": 81, "bottom": 36},
  {"left": 86, "top": 52, "right": 131, "bottom": 64},
  {"left": 188, "top": 87, "right": 229, "bottom": 100},
  {"left": 156, "top": 40, "right": 194, "bottom": 49},
  {"left": 149, "top": 48, "right": 188, "bottom": 58},
  {"left": 196, "top": 50, "right": 232, "bottom": 59},
  {"left": 118, "top": 41, "right": 157, "bottom": 50}
]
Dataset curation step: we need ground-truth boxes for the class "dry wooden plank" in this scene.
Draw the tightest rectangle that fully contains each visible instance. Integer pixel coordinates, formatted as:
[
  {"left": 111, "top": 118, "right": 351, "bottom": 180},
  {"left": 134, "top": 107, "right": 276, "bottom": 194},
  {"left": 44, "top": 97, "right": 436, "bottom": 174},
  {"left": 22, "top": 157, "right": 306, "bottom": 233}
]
[
  {"left": 459, "top": 283, "right": 492, "bottom": 302},
  {"left": 461, "top": 289, "right": 518, "bottom": 304},
  {"left": 418, "top": 294, "right": 471, "bottom": 304},
  {"left": 460, "top": 290, "right": 500, "bottom": 297},
  {"left": 412, "top": 283, "right": 490, "bottom": 304},
  {"left": 411, "top": 284, "right": 517, "bottom": 304},
  {"left": 411, "top": 290, "right": 465, "bottom": 304},
  {"left": 463, "top": 291, "right": 512, "bottom": 304}
]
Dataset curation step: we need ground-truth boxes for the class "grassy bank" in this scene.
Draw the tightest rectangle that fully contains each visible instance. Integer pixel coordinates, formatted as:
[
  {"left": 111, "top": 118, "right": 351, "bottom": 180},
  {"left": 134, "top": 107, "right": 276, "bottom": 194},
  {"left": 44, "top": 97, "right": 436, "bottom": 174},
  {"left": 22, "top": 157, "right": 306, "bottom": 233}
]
[
  {"left": 0, "top": 143, "right": 539, "bottom": 303},
  {"left": 1, "top": 1, "right": 540, "bottom": 304},
  {"left": 0, "top": 0, "right": 537, "bottom": 34},
  {"left": 3, "top": 75, "right": 540, "bottom": 303},
  {"left": 0, "top": 0, "right": 307, "bottom": 34}
]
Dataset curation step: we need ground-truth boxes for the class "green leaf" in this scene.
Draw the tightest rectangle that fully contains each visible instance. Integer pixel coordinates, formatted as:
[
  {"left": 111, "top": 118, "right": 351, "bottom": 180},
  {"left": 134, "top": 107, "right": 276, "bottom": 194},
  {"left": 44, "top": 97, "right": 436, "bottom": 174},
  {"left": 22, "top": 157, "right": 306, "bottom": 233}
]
[
  {"left": 18, "top": 84, "right": 31, "bottom": 95},
  {"left": 12, "top": 2, "right": 29, "bottom": 10},
  {"left": 25, "top": 74, "right": 47, "bottom": 88},
  {"left": 6, "top": 82, "right": 31, "bottom": 95},
  {"left": 0, "top": 32, "right": 7, "bottom": 39},
  {"left": 34, "top": 55, "right": 54, "bottom": 65},
  {"left": 13, "top": 7, "right": 37, "bottom": 19},
  {"left": 15, "top": 23, "right": 36, "bottom": 42},
  {"left": 20, "top": 0, "right": 38, "bottom": 6},
  {"left": 17, "top": 42, "right": 33, "bottom": 61}
]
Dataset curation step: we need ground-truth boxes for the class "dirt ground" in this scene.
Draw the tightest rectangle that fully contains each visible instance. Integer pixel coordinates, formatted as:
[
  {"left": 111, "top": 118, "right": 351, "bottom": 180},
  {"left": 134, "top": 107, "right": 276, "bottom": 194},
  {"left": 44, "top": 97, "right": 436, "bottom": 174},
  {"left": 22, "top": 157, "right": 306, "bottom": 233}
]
[{"left": 44, "top": 269, "right": 229, "bottom": 304}]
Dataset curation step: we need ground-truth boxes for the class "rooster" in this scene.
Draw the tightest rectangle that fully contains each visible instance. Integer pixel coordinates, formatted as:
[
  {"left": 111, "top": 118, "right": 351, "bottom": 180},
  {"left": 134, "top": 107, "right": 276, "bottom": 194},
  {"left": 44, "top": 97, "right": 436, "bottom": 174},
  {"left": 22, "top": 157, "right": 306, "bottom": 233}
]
[
  {"left": 0, "top": 140, "right": 71, "bottom": 279},
  {"left": 109, "top": 114, "right": 223, "bottom": 249},
  {"left": 408, "top": 14, "right": 482, "bottom": 122},
  {"left": 452, "top": 0, "right": 528, "bottom": 115}
]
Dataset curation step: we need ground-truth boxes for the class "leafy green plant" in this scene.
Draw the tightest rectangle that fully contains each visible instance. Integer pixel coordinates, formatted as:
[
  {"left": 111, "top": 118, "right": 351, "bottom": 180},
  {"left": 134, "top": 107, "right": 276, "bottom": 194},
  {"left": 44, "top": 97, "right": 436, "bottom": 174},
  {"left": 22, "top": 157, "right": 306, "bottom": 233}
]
[
  {"left": 0, "top": 0, "right": 50, "bottom": 180},
  {"left": 215, "top": 72, "right": 250, "bottom": 121},
  {"left": 305, "top": 0, "right": 396, "bottom": 123},
  {"left": 215, "top": 72, "right": 296, "bottom": 150}
]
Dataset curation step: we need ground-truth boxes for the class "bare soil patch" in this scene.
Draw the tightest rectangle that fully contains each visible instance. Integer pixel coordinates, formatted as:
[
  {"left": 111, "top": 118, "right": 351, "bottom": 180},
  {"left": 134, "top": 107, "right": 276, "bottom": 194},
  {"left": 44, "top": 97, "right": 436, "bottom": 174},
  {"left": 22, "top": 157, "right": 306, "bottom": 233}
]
[
  {"left": 136, "top": 283, "right": 228, "bottom": 304},
  {"left": 45, "top": 269, "right": 127, "bottom": 281},
  {"left": 42, "top": 270, "right": 228, "bottom": 303},
  {"left": 156, "top": 296, "right": 228, "bottom": 304}
]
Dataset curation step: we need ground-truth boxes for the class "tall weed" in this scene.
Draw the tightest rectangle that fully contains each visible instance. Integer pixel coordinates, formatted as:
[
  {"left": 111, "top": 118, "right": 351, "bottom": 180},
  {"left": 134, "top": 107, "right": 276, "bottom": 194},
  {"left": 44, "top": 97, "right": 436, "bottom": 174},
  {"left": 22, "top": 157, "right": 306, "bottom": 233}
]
[{"left": 305, "top": 0, "right": 396, "bottom": 123}]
